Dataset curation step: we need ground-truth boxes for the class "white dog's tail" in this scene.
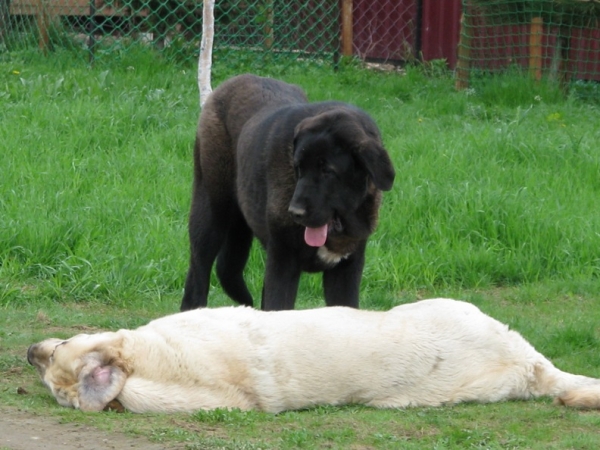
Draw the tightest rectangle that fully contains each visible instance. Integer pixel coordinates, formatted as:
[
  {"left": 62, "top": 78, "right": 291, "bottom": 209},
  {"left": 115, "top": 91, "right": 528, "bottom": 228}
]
[
  {"left": 555, "top": 386, "right": 600, "bottom": 409},
  {"left": 535, "top": 361, "right": 600, "bottom": 409}
]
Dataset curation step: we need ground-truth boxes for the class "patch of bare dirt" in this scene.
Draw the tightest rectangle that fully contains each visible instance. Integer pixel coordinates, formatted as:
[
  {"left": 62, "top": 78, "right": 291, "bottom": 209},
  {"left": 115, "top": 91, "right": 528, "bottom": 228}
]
[{"left": 0, "top": 408, "right": 183, "bottom": 450}]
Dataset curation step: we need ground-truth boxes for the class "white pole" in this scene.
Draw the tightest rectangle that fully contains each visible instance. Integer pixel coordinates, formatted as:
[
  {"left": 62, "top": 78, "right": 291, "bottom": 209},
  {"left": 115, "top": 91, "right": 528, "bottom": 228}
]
[{"left": 198, "top": 0, "right": 215, "bottom": 108}]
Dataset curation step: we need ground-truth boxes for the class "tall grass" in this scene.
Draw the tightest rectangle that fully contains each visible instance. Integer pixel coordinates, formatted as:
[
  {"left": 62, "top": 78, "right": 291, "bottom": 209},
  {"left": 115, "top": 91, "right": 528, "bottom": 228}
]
[
  {"left": 1, "top": 48, "right": 196, "bottom": 305},
  {"left": 2, "top": 48, "right": 600, "bottom": 449},
  {"left": 1, "top": 48, "right": 599, "bottom": 309}
]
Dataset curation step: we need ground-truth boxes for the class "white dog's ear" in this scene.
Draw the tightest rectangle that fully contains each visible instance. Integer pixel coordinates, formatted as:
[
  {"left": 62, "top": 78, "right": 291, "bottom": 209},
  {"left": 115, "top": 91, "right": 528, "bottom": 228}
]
[{"left": 77, "top": 352, "right": 127, "bottom": 412}]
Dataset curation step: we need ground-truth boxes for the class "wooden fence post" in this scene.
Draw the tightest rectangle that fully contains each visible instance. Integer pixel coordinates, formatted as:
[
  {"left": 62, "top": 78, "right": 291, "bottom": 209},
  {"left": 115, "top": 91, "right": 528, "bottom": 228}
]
[
  {"left": 529, "top": 17, "right": 543, "bottom": 81},
  {"left": 341, "top": 0, "right": 353, "bottom": 57},
  {"left": 36, "top": 0, "right": 50, "bottom": 52},
  {"left": 455, "top": 13, "right": 471, "bottom": 90},
  {"left": 263, "top": 0, "right": 274, "bottom": 50}
]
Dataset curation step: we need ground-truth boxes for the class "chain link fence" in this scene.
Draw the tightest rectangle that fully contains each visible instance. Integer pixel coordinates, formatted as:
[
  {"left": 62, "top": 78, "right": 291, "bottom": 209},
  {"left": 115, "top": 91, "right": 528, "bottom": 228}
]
[
  {"left": 351, "top": 0, "right": 417, "bottom": 63},
  {"left": 457, "top": 0, "right": 600, "bottom": 91},
  {"left": 2, "top": 0, "right": 599, "bottom": 94},
  {"left": 0, "top": 0, "right": 340, "bottom": 64},
  {"left": 0, "top": 0, "right": 429, "bottom": 68}
]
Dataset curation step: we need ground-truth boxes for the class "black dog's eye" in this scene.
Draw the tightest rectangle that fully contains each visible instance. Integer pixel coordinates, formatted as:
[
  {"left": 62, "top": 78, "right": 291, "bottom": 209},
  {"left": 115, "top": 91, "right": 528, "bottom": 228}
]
[
  {"left": 318, "top": 158, "right": 334, "bottom": 175},
  {"left": 322, "top": 165, "right": 334, "bottom": 175}
]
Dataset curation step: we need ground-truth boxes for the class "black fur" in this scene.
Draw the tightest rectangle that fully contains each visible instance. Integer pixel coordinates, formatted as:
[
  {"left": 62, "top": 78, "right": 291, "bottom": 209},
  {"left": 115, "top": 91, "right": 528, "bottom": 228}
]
[{"left": 181, "top": 74, "right": 395, "bottom": 311}]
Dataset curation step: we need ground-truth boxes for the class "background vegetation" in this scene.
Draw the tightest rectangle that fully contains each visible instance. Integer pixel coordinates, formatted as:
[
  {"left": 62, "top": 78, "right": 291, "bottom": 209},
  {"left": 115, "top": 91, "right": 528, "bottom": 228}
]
[{"left": 1, "top": 48, "right": 600, "bottom": 448}]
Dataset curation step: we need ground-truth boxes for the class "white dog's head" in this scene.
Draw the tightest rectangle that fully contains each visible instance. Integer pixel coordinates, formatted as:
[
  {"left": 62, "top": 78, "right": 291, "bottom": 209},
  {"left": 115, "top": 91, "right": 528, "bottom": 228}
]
[{"left": 27, "top": 333, "right": 129, "bottom": 411}]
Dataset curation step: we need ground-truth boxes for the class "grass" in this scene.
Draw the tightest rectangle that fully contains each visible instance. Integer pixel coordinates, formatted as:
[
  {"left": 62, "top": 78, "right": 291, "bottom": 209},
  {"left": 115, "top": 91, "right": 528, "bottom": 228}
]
[
  {"left": 3, "top": 293, "right": 600, "bottom": 449},
  {"left": 1, "top": 46, "right": 600, "bottom": 448}
]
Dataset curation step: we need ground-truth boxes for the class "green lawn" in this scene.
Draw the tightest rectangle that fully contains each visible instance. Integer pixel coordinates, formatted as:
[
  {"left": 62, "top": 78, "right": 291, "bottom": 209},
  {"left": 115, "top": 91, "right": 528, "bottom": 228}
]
[{"left": 1, "top": 47, "right": 600, "bottom": 448}]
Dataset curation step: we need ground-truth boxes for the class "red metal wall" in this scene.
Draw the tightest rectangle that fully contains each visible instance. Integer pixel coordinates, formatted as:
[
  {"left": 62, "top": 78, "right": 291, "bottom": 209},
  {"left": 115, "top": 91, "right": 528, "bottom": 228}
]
[
  {"left": 351, "top": 0, "right": 463, "bottom": 67},
  {"left": 352, "top": 0, "right": 418, "bottom": 61},
  {"left": 570, "top": 27, "right": 600, "bottom": 81},
  {"left": 467, "top": 21, "right": 600, "bottom": 81},
  {"left": 420, "top": 0, "right": 462, "bottom": 68},
  {"left": 350, "top": 0, "right": 599, "bottom": 79}
]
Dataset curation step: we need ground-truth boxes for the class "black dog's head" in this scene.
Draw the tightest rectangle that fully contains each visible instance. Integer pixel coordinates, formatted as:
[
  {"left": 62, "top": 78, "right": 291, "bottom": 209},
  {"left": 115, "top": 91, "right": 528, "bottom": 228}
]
[{"left": 289, "top": 107, "right": 395, "bottom": 247}]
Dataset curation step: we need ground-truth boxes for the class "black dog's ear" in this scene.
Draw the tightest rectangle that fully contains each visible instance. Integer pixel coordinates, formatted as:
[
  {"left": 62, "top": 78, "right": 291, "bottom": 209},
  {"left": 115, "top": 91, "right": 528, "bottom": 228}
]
[
  {"left": 294, "top": 108, "right": 395, "bottom": 191},
  {"left": 77, "top": 352, "right": 127, "bottom": 412},
  {"left": 355, "top": 140, "right": 395, "bottom": 191},
  {"left": 294, "top": 115, "right": 320, "bottom": 143}
]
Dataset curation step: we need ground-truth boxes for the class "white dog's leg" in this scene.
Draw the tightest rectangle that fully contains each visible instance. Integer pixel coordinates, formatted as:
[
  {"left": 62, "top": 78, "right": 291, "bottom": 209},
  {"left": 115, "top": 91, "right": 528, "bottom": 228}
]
[{"left": 532, "top": 360, "right": 600, "bottom": 408}]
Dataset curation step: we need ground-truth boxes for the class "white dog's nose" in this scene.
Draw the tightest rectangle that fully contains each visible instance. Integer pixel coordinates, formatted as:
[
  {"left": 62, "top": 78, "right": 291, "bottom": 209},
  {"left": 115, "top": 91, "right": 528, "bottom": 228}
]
[{"left": 26, "top": 344, "right": 36, "bottom": 365}]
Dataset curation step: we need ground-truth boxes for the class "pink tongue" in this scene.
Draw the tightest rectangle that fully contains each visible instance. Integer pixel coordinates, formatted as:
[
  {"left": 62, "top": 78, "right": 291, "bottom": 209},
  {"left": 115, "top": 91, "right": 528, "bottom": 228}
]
[{"left": 304, "top": 225, "right": 328, "bottom": 247}]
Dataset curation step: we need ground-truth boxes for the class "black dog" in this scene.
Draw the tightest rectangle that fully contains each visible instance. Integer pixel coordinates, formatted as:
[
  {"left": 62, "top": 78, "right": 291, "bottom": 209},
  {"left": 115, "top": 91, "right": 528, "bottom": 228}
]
[{"left": 181, "top": 74, "right": 395, "bottom": 311}]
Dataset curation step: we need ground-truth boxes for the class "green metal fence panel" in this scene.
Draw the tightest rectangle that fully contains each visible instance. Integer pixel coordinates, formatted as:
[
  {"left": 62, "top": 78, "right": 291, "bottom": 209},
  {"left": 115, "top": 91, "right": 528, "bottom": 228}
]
[
  {"left": 457, "top": 0, "right": 600, "bottom": 90},
  {"left": 1, "top": 0, "right": 340, "bottom": 64}
]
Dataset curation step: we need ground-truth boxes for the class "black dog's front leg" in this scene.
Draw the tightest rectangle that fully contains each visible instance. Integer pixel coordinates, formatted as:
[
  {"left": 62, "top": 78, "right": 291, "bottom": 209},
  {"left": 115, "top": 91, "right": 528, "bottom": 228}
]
[
  {"left": 261, "top": 242, "right": 302, "bottom": 311},
  {"left": 322, "top": 243, "right": 366, "bottom": 308}
]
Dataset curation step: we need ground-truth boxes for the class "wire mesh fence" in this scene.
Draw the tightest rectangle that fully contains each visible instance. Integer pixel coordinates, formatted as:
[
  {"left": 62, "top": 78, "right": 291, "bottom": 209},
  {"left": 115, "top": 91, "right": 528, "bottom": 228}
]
[
  {"left": 351, "top": 0, "right": 418, "bottom": 63},
  {"left": 0, "top": 0, "right": 443, "bottom": 69},
  {"left": 2, "top": 0, "right": 599, "bottom": 96},
  {"left": 0, "top": 0, "right": 340, "bottom": 64},
  {"left": 457, "top": 0, "right": 600, "bottom": 91}
]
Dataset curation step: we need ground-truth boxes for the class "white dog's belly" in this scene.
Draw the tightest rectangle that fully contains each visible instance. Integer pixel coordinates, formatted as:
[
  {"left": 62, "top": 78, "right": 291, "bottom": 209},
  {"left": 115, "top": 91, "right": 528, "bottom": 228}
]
[
  {"left": 246, "top": 301, "right": 539, "bottom": 412},
  {"left": 122, "top": 299, "right": 544, "bottom": 413}
]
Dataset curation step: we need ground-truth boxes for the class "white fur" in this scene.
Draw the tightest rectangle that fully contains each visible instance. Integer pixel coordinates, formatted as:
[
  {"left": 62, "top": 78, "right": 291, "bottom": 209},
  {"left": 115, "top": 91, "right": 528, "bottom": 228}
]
[
  {"left": 316, "top": 246, "right": 349, "bottom": 266},
  {"left": 28, "top": 298, "right": 600, "bottom": 413}
]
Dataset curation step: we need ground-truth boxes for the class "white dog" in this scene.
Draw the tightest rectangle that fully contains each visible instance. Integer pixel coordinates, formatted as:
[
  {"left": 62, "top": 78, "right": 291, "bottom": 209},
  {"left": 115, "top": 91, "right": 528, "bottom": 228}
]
[{"left": 28, "top": 298, "right": 600, "bottom": 413}]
